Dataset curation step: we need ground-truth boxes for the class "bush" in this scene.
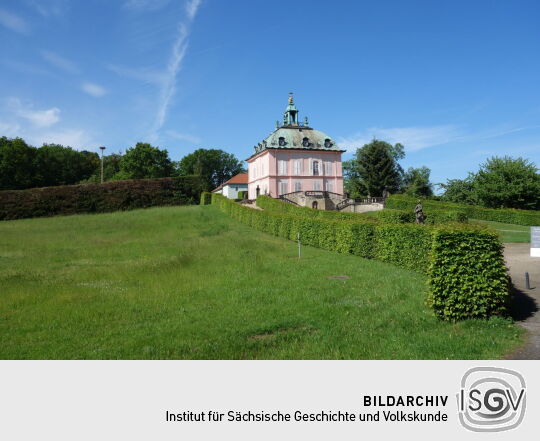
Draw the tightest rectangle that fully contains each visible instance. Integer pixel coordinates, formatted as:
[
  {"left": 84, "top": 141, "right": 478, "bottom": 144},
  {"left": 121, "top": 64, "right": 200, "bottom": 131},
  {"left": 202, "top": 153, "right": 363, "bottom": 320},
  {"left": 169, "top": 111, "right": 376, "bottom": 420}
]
[
  {"left": 0, "top": 176, "right": 203, "bottom": 220},
  {"left": 428, "top": 226, "right": 510, "bottom": 320},
  {"left": 237, "top": 190, "right": 247, "bottom": 200},
  {"left": 210, "top": 194, "right": 509, "bottom": 321},
  {"left": 200, "top": 192, "right": 212, "bottom": 205},
  {"left": 387, "top": 194, "right": 540, "bottom": 226}
]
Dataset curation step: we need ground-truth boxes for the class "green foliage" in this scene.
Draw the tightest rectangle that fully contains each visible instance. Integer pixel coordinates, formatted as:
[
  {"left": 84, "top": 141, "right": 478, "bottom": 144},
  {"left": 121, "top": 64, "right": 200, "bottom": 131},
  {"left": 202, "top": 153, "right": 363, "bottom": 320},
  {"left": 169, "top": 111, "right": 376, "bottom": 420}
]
[
  {"left": 0, "top": 137, "right": 99, "bottom": 190},
  {"left": 178, "top": 148, "right": 245, "bottom": 192},
  {"left": 439, "top": 176, "right": 478, "bottom": 205},
  {"left": 0, "top": 137, "right": 36, "bottom": 190},
  {"left": 115, "top": 142, "right": 174, "bottom": 180},
  {"left": 387, "top": 193, "right": 540, "bottom": 226},
  {"left": 237, "top": 190, "right": 248, "bottom": 200},
  {"left": 439, "top": 156, "right": 540, "bottom": 210},
  {"left": 474, "top": 156, "right": 540, "bottom": 210},
  {"left": 374, "top": 223, "right": 432, "bottom": 272},
  {"left": 372, "top": 209, "right": 414, "bottom": 224},
  {"left": 0, "top": 176, "right": 203, "bottom": 220},
  {"left": 350, "top": 140, "right": 403, "bottom": 196},
  {"left": 403, "top": 166, "right": 433, "bottom": 197},
  {"left": 214, "top": 194, "right": 509, "bottom": 321},
  {"left": 428, "top": 227, "right": 510, "bottom": 320},
  {"left": 200, "top": 192, "right": 212, "bottom": 205}
]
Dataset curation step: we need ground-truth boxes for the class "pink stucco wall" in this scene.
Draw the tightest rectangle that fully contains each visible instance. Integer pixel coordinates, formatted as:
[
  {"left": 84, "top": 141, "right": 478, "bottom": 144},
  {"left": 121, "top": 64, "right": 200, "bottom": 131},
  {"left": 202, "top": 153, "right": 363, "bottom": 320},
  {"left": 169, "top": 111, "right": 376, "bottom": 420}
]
[{"left": 247, "top": 150, "right": 343, "bottom": 199}]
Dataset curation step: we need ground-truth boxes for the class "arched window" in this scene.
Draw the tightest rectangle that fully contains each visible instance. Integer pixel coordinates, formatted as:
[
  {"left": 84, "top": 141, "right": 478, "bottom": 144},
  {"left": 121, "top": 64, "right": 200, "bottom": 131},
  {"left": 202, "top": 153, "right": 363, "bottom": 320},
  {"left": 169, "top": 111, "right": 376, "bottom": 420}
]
[
  {"left": 312, "top": 201, "right": 318, "bottom": 209},
  {"left": 312, "top": 160, "right": 319, "bottom": 176},
  {"left": 324, "top": 138, "right": 332, "bottom": 148},
  {"left": 302, "top": 137, "right": 310, "bottom": 147},
  {"left": 278, "top": 137, "right": 285, "bottom": 146}
]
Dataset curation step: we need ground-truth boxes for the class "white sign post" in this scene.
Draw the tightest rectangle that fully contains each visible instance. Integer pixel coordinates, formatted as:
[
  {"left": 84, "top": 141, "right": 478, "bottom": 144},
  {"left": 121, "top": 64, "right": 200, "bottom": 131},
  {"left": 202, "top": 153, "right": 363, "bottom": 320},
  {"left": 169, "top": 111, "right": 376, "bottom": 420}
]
[{"left": 531, "top": 226, "right": 540, "bottom": 257}]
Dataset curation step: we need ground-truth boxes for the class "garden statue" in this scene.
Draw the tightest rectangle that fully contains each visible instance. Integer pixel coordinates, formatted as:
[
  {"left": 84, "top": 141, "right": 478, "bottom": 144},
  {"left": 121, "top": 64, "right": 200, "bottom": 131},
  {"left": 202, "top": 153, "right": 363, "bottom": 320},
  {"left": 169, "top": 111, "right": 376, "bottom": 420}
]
[{"left": 414, "top": 200, "right": 425, "bottom": 224}]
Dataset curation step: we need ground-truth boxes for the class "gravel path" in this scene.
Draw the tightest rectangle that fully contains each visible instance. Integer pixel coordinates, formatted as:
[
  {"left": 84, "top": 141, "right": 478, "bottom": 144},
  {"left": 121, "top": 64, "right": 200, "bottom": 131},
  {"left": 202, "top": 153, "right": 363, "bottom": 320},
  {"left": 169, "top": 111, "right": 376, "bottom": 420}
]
[{"left": 504, "top": 243, "right": 540, "bottom": 359}]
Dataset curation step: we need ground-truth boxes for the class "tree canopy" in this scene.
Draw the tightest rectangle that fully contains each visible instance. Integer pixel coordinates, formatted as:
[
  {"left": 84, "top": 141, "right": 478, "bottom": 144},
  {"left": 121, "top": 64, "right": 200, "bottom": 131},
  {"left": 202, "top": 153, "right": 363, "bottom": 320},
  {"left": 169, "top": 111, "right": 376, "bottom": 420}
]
[
  {"left": 178, "top": 148, "right": 245, "bottom": 191},
  {"left": 402, "top": 166, "right": 433, "bottom": 197},
  {"left": 113, "top": 142, "right": 175, "bottom": 180},
  {"left": 440, "top": 156, "right": 540, "bottom": 209}
]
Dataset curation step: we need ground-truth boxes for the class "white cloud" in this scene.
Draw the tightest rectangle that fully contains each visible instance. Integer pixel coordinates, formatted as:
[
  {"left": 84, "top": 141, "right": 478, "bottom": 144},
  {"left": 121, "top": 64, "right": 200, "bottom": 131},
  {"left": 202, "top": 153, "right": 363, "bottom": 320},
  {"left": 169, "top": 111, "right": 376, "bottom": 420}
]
[
  {"left": 338, "top": 125, "right": 462, "bottom": 152},
  {"left": 0, "top": 8, "right": 30, "bottom": 34},
  {"left": 150, "top": 0, "right": 202, "bottom": 140},
  {"left": 0, "top": 121, "right": 21, "bottom": 137},
  {"left": 185, "top": 0, "right": 202, "bottom": 20},
  {"left": 81, "top": 82, "right": 107, "bottom": 97},
  {"left": 165, "top": 130, "right": 200, "bottom": 144},
  {"left": 123, "top": 0, "right": 171, "bottom": 11},
  {"left": 40, "top": 50, "right": 79, "bottom": 74},
  {"left": 29, "top": 129, "right": 93, "bottom": 149},
  {"left": 8, "top": 98, "right": 61, "bottom": 128}
]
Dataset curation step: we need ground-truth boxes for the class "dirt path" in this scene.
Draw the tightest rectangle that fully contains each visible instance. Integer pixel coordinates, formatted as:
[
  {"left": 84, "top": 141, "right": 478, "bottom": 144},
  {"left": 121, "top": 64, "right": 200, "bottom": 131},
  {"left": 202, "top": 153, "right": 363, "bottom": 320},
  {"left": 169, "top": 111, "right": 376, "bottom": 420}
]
[{"left": 504, "top": 243, "right": 540, "bottom": 359}]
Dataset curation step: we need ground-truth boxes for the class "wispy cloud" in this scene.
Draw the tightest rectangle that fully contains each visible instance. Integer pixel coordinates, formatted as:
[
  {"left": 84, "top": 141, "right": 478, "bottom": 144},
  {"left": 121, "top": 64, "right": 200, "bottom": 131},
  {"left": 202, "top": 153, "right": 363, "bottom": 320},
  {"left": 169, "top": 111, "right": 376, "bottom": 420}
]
[
  {"left": 8, "top": 98, "right": 60, "bottom": 128},
  {"left": 150, "top": 0, "right": 202, "bottom": 140},
  {"left": 108, "top": 64, "right": 166, "bottom": 86},
  {"left": 0, "top": 8, "right": 30, "bottom": 34},
  {"left": 123, "top": 0, "right": 171, "bottom": 12},
  {"left": 25, "top": 0, "right": 69, "bottom": 17},
  {"left": 338, "top": 125, "right": 462, "bottom": 152},
  {"left": 81, "top": 82, "right": 107, "bottom": 97},
  {"left": 30, "top": 129, "right": 93, "bottom": 148},
  {"left": 165, "top": 129, "right": 201, "bottom": 144},
  {"left": 40, "top": 50, "right": 79, "bottom": 74}
]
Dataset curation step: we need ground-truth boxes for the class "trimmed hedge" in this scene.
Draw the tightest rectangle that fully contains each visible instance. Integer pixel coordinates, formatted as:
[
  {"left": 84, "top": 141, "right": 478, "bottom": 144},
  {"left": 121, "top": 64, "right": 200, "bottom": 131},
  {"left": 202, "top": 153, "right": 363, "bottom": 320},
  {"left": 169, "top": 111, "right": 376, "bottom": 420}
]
[
  {"left": 237, "top": 190, "right": 248, "bottom": 200},
  {"left": 258, "top": 195, "right": 467, "bottom": 225},
  {"left": 0, "top": 176, "right": 203, "bottom": 220},
  {"left": 200, "top": 191, "right": 212, "bottom": 205},
  {"left": 210, "top": 194, "right": 510, "bottom": 321},
  {"left": 387, "top": 194, "right": 540, "bottom": 226}
]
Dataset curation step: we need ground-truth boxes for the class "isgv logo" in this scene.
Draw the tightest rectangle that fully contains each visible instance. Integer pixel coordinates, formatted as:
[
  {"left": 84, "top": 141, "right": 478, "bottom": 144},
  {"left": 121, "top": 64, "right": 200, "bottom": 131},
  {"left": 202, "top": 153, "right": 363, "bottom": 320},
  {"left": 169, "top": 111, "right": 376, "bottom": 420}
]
[{"left": 457, "top": 367, "right": 526, "bottom": 432}]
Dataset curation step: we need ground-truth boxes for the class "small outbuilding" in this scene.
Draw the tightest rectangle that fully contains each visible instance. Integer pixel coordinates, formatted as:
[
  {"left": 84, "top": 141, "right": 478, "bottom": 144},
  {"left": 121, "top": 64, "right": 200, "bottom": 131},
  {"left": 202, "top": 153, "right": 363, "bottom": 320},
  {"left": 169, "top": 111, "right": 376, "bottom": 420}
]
[{"left": 212, "top": 173, "right": 248, "bottom": 199}]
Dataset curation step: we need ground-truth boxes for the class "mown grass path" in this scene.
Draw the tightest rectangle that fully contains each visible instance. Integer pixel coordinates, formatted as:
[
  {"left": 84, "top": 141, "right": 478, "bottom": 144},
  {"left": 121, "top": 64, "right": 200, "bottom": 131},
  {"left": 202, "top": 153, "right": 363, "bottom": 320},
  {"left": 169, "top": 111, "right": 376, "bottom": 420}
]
[{"left": 0, "top": 205, "right": 522, "bottom": 359}]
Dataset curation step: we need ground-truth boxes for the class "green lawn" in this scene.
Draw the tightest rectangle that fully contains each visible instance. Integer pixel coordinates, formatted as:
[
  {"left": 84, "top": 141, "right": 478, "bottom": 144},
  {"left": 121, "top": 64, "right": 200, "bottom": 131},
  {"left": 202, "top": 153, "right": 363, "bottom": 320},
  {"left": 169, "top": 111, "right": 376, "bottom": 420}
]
[
  {"left": 469, "top": 219, "right": 530, "bottom": 243},
  {"left": 0, "top": 205, "right": 522, "bottom": 359}
]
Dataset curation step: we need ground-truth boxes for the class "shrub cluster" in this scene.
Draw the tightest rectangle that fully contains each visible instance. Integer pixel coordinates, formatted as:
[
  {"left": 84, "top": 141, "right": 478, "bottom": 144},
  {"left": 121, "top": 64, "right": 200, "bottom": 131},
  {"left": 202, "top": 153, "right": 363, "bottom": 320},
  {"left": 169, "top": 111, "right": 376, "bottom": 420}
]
[
  {"left": 210, "top": 194, "right": 509, "bottom": 321},
  {"left": 0, "top": 176, "right": 203, "bottom": 220},
  {"left": 200, "top": 191, "right": 212, "bottom": 205},
  {"left": 237, "top": 190, "right": 248, "bottom": 200},
  {"left": 387, "top": 194, "right": 540, "bottom": 226}
]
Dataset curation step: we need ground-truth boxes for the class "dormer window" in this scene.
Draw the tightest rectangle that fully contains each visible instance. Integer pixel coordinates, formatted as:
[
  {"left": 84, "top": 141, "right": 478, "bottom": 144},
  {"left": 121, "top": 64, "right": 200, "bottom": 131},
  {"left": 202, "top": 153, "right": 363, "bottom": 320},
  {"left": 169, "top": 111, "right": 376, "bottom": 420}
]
[
  {"left": 324, "top": 138, "right": 332, "bottom": 148},
  {"left": 302, "top": 137, "right": 310, "bottom": 147},
  {"left": 278, "top": 137, "right": 285, "bottom": 146}
]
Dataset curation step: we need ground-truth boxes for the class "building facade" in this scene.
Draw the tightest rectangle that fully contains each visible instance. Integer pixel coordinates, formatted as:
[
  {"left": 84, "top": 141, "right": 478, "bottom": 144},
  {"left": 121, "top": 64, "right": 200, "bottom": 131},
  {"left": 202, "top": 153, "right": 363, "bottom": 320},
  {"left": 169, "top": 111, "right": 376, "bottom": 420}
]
[
  {"left": 246, "top": 96, "right": 345, "bottom": 200},
  {"left": 212, "top": 173, "right": 248, "bottom": 199}
]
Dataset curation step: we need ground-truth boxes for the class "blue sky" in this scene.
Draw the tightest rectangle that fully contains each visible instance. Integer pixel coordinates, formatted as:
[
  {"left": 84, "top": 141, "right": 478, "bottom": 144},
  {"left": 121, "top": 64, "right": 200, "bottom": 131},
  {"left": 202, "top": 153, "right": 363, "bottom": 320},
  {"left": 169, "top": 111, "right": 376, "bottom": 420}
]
[{"left": 1, "top": 0, "right": 539, "bottom": 186}]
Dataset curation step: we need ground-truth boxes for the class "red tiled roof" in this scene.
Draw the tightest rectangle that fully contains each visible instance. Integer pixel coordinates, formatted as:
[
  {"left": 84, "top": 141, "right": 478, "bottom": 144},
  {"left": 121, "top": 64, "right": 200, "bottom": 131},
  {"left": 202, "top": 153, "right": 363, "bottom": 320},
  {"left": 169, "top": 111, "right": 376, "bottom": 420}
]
[{"left": 212, "top": 173, "right": 248, "bottom": 192}]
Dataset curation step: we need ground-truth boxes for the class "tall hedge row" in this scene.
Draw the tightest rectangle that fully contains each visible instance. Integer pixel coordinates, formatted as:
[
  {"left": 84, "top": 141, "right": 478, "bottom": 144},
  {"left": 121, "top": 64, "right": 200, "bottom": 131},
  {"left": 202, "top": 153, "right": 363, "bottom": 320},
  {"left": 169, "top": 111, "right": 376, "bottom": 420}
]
[
  {"left": 0, "top": 176, "right": 203, "bottom": 220},
  {"left": 208, "top": 193, "right": 510, "bottom": 321},
  {"left": 387, "top": 194, "right": 540, "bottom": 226},
  {"left": 257, "top": 195, "right": 467, "bottom": 225}
]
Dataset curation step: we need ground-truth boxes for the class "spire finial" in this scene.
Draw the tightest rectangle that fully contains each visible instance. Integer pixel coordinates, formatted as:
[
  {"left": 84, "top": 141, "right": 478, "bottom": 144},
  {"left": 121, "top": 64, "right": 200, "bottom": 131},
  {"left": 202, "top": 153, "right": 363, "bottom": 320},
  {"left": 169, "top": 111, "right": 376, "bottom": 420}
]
[{"left": 288, "top": 91, "right": 294, "bottom": 104}]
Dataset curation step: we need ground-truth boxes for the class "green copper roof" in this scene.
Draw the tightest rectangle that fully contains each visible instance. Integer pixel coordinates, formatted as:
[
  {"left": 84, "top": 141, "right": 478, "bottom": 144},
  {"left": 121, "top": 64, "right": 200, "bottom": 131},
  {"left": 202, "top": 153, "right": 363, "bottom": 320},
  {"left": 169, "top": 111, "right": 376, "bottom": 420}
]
[{"left": 249, "top": 96, "right": 345, "bottom": 157}]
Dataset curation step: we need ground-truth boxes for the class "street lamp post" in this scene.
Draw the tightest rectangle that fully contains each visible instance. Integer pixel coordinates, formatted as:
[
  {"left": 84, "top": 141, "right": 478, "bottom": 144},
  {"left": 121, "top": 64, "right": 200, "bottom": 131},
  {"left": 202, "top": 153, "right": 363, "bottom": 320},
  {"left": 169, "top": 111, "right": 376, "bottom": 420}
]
[{"left": 99, "top": 146, "right": 106, "bottom": 183}]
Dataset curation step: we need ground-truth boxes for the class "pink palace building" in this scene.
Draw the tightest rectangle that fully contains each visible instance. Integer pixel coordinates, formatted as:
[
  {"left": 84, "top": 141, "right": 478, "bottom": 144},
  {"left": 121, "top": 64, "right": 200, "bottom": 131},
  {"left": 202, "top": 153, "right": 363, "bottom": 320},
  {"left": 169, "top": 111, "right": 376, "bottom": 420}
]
[{"left": 246, "top": 96, "right": 345, "bottom": 200}]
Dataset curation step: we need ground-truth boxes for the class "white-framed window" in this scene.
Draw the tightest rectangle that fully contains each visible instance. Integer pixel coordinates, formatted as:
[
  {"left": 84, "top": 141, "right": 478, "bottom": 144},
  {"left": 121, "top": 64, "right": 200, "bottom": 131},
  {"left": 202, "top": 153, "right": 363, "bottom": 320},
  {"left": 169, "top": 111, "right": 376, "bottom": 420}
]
[
  {"left": 313, "top": 180, "right": 322, "bottom": 191},
  {"left": 325, "top": 180, "right": 333, "bottom": 192},
  {"left": 278, "top": 159, "right": 288, "bottom": 176},
  {"left": 312, "top": 160, "right": 320, "bottom": 176},
  {"left": 294, "top": 181, "right": 302, "bottom": 192},
  {"left": 324, "top": 161, "right": 332, "bottom": 176},
  {"left": 278, "top": 180, "right": 288, "bottom": 195},
  {"left": 292, "top": 159, "right": 303, "bottom": 175}
]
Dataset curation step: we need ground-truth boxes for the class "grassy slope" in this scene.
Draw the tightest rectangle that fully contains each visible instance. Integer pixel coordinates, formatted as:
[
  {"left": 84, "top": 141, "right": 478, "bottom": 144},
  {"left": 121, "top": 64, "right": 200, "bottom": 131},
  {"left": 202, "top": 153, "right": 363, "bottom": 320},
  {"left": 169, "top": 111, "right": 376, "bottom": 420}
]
[
  {"left": 470, "top": 219, "right": 530, "bottom": 243},
  {"left": 0, "top": 205, "right": 522, "bottom": 359}
]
